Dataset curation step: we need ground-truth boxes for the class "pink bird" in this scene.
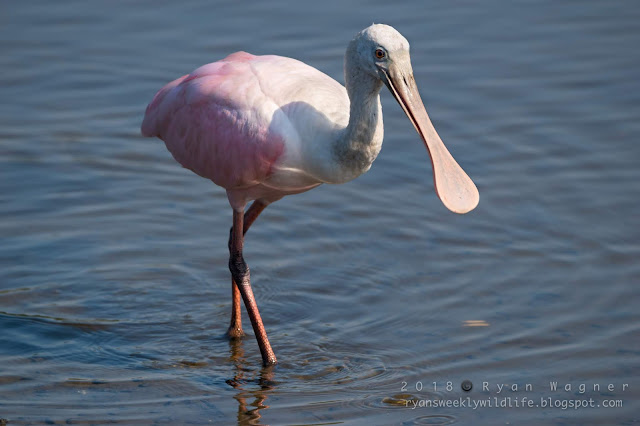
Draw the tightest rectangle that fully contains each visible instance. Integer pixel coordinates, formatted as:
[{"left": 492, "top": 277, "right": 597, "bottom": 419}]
[{"left": 142, "top": 24, "right": 479, "bottom": 366}]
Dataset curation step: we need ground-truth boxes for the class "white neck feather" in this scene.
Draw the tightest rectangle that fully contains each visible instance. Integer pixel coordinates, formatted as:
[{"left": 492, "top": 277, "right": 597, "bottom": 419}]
[{"left": 330, "top": 43, "right": 385, "bottom": 182}]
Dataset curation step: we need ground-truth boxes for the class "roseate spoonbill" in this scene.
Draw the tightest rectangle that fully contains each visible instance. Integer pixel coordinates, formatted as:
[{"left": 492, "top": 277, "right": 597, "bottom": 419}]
[{"left": 142, "top": 24, "right": 479, "bottom": 366}]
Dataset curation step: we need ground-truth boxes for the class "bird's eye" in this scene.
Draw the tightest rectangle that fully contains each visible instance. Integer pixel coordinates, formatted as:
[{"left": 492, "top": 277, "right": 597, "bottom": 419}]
[{"left": 375, "top": 49, "right": 386, "bottom": 59}]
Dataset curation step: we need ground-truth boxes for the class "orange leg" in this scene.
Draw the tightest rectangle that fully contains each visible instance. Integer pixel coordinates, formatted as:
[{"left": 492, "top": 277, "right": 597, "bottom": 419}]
[
  {"left": 228, "top": 203, "right": 276, "bottom": 366},
  {"left": 227, "top": 201, "right": 275, "bottom": 356},
  {"left": 227, "top": 200, "right": 267, "bottom": 338},
  {"left": 227, "top": 282, "right": 244, "bottom": 339}
]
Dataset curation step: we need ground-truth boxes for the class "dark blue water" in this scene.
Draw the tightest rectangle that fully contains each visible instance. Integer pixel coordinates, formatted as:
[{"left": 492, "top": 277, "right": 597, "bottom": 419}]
[{"left": 1, "top": 0, "right": 638, "bottom": 424}]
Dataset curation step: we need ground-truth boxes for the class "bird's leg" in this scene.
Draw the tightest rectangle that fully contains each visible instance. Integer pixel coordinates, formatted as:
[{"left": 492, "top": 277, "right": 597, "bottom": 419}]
[
  {"left": 227, "top": 201, "right": 267, "bottom": 339},
  {"left": 229, "top": 207, "right": 277, "bottom": 366},
  {"left": 228, "top": 281, "right": 244, "bottom": 338}
]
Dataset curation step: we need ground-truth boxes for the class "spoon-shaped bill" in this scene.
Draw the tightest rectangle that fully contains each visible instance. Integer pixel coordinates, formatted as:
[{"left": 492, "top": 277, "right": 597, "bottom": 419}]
[{"left": 381, "top": 62, "right": 479, "bottom": 214}]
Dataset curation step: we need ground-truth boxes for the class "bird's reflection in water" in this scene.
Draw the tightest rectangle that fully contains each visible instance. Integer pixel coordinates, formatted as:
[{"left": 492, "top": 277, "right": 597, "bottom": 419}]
[{"left": 226, "top": 337, "right": 277, "bottom": 424}]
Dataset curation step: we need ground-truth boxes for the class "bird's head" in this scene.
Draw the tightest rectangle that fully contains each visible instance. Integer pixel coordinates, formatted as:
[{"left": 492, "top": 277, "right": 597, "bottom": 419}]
[
  {"left": 346, "top": 24, "right": 411, "bottom": 79},
  {"left": 348, "top": 24, "right": 479, "bottom": 214}
]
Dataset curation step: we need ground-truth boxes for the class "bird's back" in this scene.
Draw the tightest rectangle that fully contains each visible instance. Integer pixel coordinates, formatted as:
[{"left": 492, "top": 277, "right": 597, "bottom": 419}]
[{"left": 141, "top": 52, "right": 349, "bottom": 191}]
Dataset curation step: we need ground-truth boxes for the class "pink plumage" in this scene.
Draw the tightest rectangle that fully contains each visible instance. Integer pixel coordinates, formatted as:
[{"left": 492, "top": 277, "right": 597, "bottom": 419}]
[
  {"left": 142, "top": 52, "right": 287, "bottom": 197},
  {"left": 142, "top": 51, "right": 352, "bottom": 210}
]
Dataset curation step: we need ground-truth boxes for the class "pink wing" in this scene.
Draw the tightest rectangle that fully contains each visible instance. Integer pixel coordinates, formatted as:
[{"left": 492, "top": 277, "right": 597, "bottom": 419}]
[{"left": 141, "top": 52, "right": 285, "bottom": 190}]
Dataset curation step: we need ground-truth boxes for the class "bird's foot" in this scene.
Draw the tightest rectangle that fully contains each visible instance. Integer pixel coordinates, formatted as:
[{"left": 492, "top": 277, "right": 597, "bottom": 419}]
[
  {"left": 262, "top": 356, "right": 277, "bottom": 367},
  {"left": 226, "top": 325, "right": 245, "bottom": 340}
]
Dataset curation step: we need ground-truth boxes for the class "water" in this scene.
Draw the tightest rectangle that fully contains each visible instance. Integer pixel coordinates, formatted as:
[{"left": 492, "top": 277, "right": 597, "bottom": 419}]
[{"left": 1, "top": 0, "right": 638, "bottom": 424}]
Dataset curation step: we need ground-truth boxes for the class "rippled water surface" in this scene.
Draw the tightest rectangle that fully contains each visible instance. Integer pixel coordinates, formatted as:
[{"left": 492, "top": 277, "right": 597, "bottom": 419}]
[{"left": 1, "top": 0, "right": 639, "bottom": 424}]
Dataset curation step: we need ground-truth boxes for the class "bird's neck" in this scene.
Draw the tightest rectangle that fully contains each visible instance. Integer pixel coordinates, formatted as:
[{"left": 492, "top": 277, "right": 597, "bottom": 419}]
[{"left": 333, "top": 67, "right": 384, "bottom": 181}]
